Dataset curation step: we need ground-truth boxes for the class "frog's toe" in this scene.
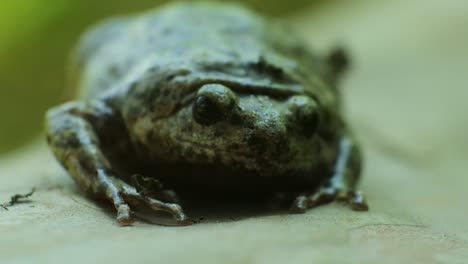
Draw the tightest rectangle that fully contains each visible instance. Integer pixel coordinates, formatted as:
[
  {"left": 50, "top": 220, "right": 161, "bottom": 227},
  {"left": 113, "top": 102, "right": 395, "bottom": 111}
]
[
  {"left": 101, "top": 176, "right": 190, "bottom": 226},
  {"left": 104, "top": 182, "right": 136, "bottom": 226},
  {"left": 346, "top": 190, "right": 368, "bottom": 211},
  {"left": 141, "top": 196, "right": 190, "bottom": 224},
  {"left": 289, "top": 188, "right": 335, "bottom": 213},
  {"left": 289, "top": 195, "right": 308, "bottom": 214},
  {"left": 116, "top": 204, "right": 134, "bottom": 226},
  {"left": 289, "top": 188, "right": 368, "bottom": 213},
  {"left": 121, "top": 185, "right": 191, "bottom": 226}
]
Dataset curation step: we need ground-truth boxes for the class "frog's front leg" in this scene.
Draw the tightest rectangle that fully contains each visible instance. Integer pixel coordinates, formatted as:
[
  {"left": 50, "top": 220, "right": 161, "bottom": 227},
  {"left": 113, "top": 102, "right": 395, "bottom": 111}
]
[
  {"left": 291, "top": 136, "right": 369, "bottom": 213},
  {"left": 46, "top": 101, "right": 190, "bottom": 226}
]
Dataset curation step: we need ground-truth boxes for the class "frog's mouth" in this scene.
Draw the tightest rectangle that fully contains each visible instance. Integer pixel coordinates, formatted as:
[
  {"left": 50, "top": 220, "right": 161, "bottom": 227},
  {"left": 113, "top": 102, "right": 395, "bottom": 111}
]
[{"left": 175, "top": 137, "right": 256, "bottom": 162}]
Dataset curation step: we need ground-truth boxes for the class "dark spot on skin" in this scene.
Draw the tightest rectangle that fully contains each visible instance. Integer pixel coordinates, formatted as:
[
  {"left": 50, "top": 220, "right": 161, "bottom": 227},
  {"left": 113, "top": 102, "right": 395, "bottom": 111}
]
[
  {"left": 52, "top": 133, "right": 82, "bottom": 150},
  {"left": 251, "top": 56, "right": 285, "bottom": 80},
  {"left": 125, "top": 104, "right": 143, "bottom": 122},
  {"left": 149, "top": 88, "right": 161, "bottom": 99},
  {"left": 66, "top": 136, "right": 82, "bottom": 149},
  {"left": 214, "top": 129, "right": 223, "bottom": 138},
  {"left": 108, "top": 66, "right": 120, "bottom": 77},
  {"left": 193, "top": 151, "right": 209, "bottom": 162},
  {"left": 148, "top": 66, "right": 159, "bottom": 73},
  {"left": 166, "top": 74, "right": 177, "bottom": 81},
  {"left": 272, "top": 137, "right": 289, "bottom": 158},
  {"left": 200, "top": 62, "right": 231, "bottom": 72},
  {"left": 170, "top": 92, "right": 180, "bottom": 102},
  {"left": 129, "top": 80, "right": 139, "bottom": 90},
  {"left": 244, "top": 121, "right": 255, "bottom": 130},
  {"left": 328, "top": 48, "right": 349, "bottom": 75},
  {"left": 229, "top": 115, "right": 243, "bottom": 126},
  {"left": 181, "top": 123, "right": 194, "bottom": 133},
  {"left": 78, "top": 157, "right": 97, "bottom": 176},
  {"left": 246, "top": 132, "right": 267, "bottom": 154},
  {"left": 226, "top": 143, "right": 243, "bottom": 153},
  {"left": 146, "top": 130, "right": 156, "bottom": 143},
  {"left": 143, "top": 87, "right": 161, "bottom": 112}
]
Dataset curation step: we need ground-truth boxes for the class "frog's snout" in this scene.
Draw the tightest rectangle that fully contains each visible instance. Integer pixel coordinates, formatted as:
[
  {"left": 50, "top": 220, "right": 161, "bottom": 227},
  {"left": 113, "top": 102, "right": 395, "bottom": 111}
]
[
  {"left": 190, "top": 84, "right": 320, "bottom": 155},
  {"left": 244, "top": 118, "right": 288, "bottom": 155}
]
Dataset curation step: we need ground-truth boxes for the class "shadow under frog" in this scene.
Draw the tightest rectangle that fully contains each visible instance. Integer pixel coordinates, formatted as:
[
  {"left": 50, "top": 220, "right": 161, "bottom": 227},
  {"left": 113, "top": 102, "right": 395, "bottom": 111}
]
[{"left": 46, "top": 3, "right": 368, "bottom": 226}]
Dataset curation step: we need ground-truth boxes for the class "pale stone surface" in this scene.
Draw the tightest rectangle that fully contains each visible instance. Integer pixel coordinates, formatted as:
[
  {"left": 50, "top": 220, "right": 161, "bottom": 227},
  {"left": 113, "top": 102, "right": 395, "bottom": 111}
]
[{"left": 1, "top": 1, "right": 467, "bottom": 263}]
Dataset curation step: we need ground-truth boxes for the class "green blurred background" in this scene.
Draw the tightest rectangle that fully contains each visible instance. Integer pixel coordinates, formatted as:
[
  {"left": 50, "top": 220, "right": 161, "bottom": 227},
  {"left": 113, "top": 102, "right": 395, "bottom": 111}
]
[{"left": 0, "top": 0, "right": 325, "bottom": 155}]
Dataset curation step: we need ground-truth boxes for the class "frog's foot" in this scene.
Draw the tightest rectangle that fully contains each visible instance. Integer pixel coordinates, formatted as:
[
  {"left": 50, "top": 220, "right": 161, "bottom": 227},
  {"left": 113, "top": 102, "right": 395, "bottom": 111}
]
[
  {"left": 130, "top": 174, "right": 181, "bottom": 204},
  {"left": 99, "top": 173, "right": 190, "bottom": 226},
  {"left": 289, "top": 136, "right": 369, "bottom": 213},
  {"left": 289, "top": 187, "right": 368, "bottom": 214}
]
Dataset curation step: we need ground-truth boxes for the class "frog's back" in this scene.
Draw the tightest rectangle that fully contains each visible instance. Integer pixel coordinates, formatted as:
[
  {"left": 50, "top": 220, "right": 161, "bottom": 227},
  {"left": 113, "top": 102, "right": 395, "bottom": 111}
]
[{"left": 71, "top": 3, "right": 304, "bottom": 99}]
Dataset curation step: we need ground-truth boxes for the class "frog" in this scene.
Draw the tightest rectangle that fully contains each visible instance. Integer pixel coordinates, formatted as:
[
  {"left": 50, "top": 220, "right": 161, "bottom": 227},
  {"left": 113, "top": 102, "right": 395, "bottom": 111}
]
[{"left": 45, "top": 2, "right": 368, "bottom": 226}]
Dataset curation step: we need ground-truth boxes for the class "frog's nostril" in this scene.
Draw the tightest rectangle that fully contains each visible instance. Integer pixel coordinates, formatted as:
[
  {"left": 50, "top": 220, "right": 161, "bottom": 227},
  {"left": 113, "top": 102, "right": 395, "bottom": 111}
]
[{"left": 245, "top": 120, "right": 288, "bottom": 154}]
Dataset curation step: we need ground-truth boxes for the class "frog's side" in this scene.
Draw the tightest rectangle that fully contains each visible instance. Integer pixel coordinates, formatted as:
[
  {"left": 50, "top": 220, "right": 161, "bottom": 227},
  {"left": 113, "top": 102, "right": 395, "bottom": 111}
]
[{"left": 46, "top": 3, "right": 368, "bottom": 226}]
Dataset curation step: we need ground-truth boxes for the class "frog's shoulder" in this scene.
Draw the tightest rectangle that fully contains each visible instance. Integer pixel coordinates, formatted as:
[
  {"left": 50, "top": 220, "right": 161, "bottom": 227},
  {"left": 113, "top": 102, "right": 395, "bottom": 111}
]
[
  {"left": 72, "top": 18, "right": 130, "bottom": 70},
  {"left": 67, "top": 17, "right": 132, "bottom": 99}
]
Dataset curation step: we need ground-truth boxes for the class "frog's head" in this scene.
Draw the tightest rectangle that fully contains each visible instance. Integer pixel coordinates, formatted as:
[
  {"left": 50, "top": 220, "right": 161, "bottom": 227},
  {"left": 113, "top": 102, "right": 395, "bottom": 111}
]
[{"left": 139, "top": 82, "right": 326, "bottom": 176}]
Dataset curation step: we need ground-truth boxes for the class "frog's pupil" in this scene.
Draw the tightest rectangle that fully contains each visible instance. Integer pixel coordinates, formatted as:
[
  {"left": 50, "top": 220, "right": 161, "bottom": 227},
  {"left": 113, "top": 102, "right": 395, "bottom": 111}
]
[{"left": 193, "top": 96, "right": 223, "bottom": 125}]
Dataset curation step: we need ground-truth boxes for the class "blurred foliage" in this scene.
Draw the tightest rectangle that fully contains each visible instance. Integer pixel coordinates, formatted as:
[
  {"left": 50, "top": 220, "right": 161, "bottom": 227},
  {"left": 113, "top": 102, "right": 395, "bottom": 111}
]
[{"left": 0, "top": 0, "right": 322, "bottom": 155}]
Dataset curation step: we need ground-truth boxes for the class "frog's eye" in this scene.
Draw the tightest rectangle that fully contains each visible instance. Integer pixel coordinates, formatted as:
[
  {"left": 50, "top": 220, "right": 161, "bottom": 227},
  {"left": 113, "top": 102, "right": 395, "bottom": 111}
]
[
  {"left": 296, "top": 102, "right": 321, "bottom": 137},
  {"left": 192, "top": 84, "right": 237, "bottom": 126},
  {"left": 193, "top": 96, "right": 224, "bottom": 125},
  {"left": 288, "top": 96, "right": 321, "bottom": 137}
]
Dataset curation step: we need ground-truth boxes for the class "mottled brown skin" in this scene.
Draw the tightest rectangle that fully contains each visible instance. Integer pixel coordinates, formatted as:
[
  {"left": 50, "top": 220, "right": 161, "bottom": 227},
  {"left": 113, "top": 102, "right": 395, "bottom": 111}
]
[{"left": 46, "top": 3, "right": 368, "bottom": 226}]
